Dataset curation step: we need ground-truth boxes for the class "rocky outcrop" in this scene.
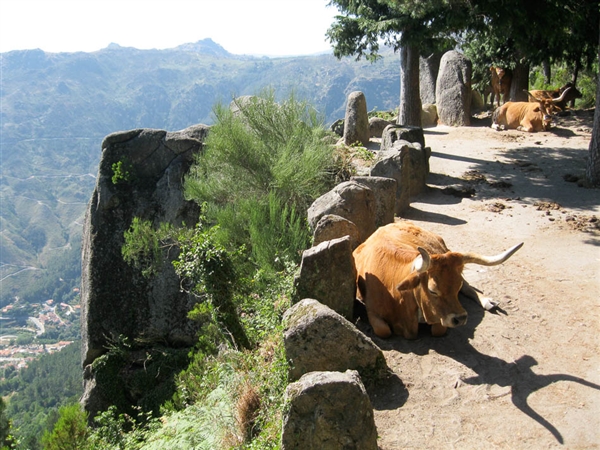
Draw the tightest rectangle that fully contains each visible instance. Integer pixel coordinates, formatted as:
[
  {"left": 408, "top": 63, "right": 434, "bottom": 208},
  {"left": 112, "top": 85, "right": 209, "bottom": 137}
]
[
  {"left": 282, "top": 370, "right": 379, "bottom": 450},
  {"left": 80, "top": 124, "right": 208, "bottom": 420},
  {"left": 436, "top": 50, "right": 472, "bottom": 126},
  {"left": 380, "top": 124, "right": 426, "bottom": 150},
  {"left": 293, "top": 237, "right": 357, "bottom": 320},
  {"left": 283, "top": 299, "right": 386, "bottom": 381}
]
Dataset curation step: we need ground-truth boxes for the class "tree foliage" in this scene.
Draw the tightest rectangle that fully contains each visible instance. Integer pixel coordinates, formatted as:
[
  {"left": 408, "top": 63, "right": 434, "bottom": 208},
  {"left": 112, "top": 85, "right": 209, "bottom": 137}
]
[
  {"left": 327, "top": 0, "right": 598, "bottom": 105},
  {"left": 41, "top": 404, "right": 88, "bottom": 450},
  {"left": 326, "top": 0, "right": 470, "bottom": 60},
  {"left": 0, "top": 397, "right": 15, "bottom": 449},
  {"left": 0, "top": 342, "right": 82, "bottom": 449}
]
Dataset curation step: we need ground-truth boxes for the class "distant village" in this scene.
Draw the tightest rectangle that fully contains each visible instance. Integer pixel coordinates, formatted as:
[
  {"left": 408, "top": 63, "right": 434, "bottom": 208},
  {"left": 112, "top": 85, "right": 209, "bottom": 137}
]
[{"left": 0, "top": 289, "right": 81, "bottom": 376}]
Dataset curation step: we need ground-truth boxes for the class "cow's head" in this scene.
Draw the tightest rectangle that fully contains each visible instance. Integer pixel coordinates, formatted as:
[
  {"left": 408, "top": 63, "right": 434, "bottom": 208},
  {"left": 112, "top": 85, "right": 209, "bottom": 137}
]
[
  {"left": 495, "top": 67, "right": 506, "bottom": 80},
  {"left": 559, "top": 83, "right": 582, "bottom": 100},
  {"left": 527, "top": 90, "right": 569, "bottom": 129},
  {"left": 395, "top": 248, "right": 467, "bottom": 329},
  {"left": 395, "top": 243, "right": 523, "bottom": 329}
]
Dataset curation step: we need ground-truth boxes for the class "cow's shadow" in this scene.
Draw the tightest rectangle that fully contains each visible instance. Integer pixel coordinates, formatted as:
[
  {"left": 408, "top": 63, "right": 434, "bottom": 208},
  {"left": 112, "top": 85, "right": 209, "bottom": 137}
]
[{"left": 357, "top": 296, "right": 600, "bottom": 444}]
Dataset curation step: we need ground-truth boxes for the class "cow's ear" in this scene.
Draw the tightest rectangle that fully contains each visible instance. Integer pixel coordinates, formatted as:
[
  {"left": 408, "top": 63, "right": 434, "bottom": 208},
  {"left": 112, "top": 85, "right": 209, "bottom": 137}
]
[{"left": 396, "top": 273, "right": 421, "bottom": 291}]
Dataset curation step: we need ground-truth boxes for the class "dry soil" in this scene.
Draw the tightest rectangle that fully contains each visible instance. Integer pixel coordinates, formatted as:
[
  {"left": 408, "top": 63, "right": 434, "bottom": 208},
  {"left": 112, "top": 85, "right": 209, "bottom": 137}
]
[{"left": 361, "top": 110, "right": 600, "bottom": 449}]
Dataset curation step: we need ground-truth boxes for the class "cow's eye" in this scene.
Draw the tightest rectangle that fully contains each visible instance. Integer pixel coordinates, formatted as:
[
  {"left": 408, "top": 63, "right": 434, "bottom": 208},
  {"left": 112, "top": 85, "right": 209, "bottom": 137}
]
[{"left": 428, "top": 289, "right": 440, "bottom": 296}]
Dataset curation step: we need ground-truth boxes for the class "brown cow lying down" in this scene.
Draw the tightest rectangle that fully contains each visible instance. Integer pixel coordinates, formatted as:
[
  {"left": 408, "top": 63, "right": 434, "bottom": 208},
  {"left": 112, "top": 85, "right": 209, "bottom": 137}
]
[
  {"left": 491, "top": 89, "right": 570, "bottom": 132},
  {"left": 353, "top": 221, "right": 523, "bottom": 339}
]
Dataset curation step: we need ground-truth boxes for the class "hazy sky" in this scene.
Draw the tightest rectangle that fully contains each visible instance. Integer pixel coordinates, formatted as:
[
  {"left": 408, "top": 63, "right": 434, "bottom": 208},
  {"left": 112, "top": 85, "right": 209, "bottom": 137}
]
[{"left": 0, "top": 0, "right": 340, "bottom": 56}]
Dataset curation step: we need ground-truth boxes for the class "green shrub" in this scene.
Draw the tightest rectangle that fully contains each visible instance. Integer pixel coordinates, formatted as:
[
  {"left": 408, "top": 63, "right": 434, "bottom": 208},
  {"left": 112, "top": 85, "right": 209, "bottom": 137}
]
[
  {"left": 184, "top": 90, "right": 337, "bottom": 272},
  {"left": 111, "top": 160, "right": 132, "bottom": 185},
  {"left": 529, "top": 63, "right": 598, "bottom": 108},
  {"left": 248, "top": 192, "right": 310, "bottom": 273}
]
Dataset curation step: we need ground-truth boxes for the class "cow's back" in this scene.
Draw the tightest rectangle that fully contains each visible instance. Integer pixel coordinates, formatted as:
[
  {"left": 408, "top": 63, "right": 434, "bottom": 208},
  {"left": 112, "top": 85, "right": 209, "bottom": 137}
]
[
  {"left": 353, "top": 221, "right": 449, "bottom": 308},
  {"left": 353, "top": 223, "right": 424, "bottom": 338},
  {"left": 494, "top": 102, "right": 535, "bottom": 127}
]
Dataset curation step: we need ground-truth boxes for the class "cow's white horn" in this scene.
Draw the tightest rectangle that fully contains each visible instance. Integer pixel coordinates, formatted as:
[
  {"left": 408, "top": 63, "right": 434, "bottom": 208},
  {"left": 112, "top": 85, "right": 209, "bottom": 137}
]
[
  {"left": 552, "top": 87, "right": 571, "bottom": 103},
  {"left": 462, "top": 242, "right": 524, "bottom": 266},
  {"left": 413, "top": 247, "right": 431, "bottom": 273}
]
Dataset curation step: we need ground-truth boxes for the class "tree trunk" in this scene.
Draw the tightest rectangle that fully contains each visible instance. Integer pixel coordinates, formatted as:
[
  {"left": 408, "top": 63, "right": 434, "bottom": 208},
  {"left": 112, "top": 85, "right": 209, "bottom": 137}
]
[
  {"left": 570, "top": 60, "right": 580, "bottom": 108},
  {"left": 510, "top": 63, "right": 529, "bottom": 102},
  {"left": 398, "top": 44, "right": 422, "bottom": 127},
  {"left": 587, "top": 104, "right": 600, "bottom": 186},
  {"left": 585, "top": 21, "right": 600, "bottom": 187},
  {"left": 542, "top": 60, "right": 551, "bottom": 84},
  {"left": 509, "top": 61, "right": 529, "bottom": 102}
]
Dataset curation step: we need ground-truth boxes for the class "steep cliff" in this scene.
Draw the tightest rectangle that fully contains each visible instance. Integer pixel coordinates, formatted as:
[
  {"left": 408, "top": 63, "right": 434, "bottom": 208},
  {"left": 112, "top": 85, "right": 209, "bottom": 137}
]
[{"left": 80, "top": 124, "right": 208, "bottom": 419}]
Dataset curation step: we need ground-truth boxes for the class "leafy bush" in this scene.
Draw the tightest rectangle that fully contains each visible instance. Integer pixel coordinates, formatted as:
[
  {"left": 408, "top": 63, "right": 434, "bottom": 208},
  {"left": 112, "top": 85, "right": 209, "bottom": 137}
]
[
  {"left": 184, "top": 90, "right": 338, "bottom": 272},
  {"left": 529, "top": 63, "right": 598, "bottom": 108},
  {"left": 173, "top": 219, "right": 250, "bottom": 351}
]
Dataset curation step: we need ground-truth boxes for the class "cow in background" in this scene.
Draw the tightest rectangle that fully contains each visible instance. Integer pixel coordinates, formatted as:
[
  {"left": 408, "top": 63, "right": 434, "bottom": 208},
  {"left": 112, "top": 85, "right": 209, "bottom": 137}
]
[
  {"left": 528, "top": 83, "right": 582, "bottom": 110},
  {"left": 489, "top": 67, "right": 512, "bottom": 107},
  {"left": 492, "top": 89, "right": 570, "bottom": 132}
]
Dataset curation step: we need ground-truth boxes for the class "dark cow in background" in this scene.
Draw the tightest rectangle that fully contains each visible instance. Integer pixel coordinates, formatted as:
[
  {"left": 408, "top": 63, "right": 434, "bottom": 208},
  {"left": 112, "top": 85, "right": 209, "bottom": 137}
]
[
  {"left": 353, "top": 221, "right": 523, "bottom": 339},
  {"left": 528, "top": 82, "right": 582, "bottom": 110},
  {"left": 489, "top": 67, "right": 512, "bottom": 107},
  {"left": 492, "top": 88, "right": 571, "bottom": 132}
]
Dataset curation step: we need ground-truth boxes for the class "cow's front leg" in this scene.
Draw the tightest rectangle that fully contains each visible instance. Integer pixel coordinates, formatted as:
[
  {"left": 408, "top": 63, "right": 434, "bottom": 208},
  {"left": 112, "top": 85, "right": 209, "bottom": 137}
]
[
  {"left": 517, "top": 121, "right": 534, "bottom": 132},
  {"left": 461, "top": 278, "right": 498, "bottom": 310},
  {"left": 367, "top": 312, "right": 392, "bottom": 338}
]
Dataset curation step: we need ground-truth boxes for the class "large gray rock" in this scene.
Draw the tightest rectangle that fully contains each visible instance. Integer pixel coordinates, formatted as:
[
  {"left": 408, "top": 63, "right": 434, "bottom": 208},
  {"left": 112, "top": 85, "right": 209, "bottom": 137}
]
[
  {"left": 380, "top": 124, "right": 426, "bottom": 150},
  {"left": 343, "top": 91, "right": 370, "bottom": 146},
  {"left": 307, "top": 180, "right": 377, "bottom": 244},
  {"left": 436, "top": 50, "right": 472, "bottom": 126},
  {"left": 81, "top": 124, "right": 209, "bottom": 420},
  {"left": 371, "top": 140, "right": 430, "bottom": 214},
  {"left": 369, "top": 116, "right": 394, "bottom": 138},
  {"left": 421, "top": 103, "right": 438, "bottom": 128},
  {"left": 281, "top": 370, "right": 379, "bottom": 450},
  {"left": 293, "top": 237, "right": 356, "bottom": 320},
  {"left": 420, "top": 52, "right": 443, "bottom": 105},
  {"left": 283, "top": 299, "right": 386, "bottom": 381},
  {"left": 312, "top": 214, "right": 361, "bottom": 250},
  {"left": 351, "top": 176, "right": 396, "bottom": 227}
]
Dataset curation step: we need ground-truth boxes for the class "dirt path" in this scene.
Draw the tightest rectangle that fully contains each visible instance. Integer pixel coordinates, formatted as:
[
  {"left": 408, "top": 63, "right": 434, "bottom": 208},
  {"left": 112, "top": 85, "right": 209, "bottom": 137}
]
[{"left": 364, "top": 111, "right": 600, "bottom": 449}]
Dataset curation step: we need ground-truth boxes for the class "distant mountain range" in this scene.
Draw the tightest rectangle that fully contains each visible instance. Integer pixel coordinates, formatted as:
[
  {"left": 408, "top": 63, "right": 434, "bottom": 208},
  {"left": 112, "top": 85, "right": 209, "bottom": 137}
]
[{"left": 0, "top": 38, "right": 401, "bottom": 305}]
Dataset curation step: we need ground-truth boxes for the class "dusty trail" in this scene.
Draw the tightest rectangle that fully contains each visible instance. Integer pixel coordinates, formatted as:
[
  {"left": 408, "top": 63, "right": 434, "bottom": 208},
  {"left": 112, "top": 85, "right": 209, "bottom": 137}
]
[{"left": 362, "top": 111, "right": 600, "bottom": 449}]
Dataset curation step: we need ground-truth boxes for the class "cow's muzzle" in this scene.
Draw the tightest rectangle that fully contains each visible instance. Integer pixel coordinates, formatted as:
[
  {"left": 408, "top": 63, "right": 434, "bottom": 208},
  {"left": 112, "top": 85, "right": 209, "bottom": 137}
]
[{"left": 443, "top": 313, "right": 468, "bottom": 328}]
